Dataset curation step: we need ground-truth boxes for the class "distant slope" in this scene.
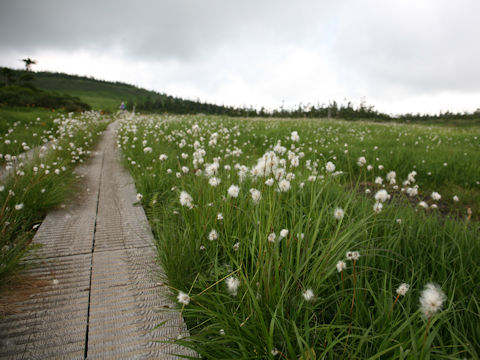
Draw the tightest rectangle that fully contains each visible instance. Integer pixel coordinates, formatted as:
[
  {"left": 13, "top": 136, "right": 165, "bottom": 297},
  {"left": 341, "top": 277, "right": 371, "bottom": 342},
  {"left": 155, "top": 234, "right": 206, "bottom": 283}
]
[
  {"left": 31, "top": 71, "right": 162, "bottom": 112},
  {"left": 1, "top": 69, "right": 479, "bottom": 123},
  {"left": 29, "top": 71, "right": 242, "bottom": 115}
]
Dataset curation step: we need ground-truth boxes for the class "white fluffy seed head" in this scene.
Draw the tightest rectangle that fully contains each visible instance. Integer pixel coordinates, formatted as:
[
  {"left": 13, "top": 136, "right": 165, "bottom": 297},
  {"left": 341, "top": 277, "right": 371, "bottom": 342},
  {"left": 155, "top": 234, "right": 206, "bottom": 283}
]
[
  {"left": 268, "top": 232, "right": 276, "bottom": 243},
  {"left": 177, "top": 291, "right": 190, "bottom": 305},
  {"left": 278, "top": 179, "right": 291, "bottom": 192},
  {"left": 396, "top": 283, "right": 410, "bottom": 296},
  {"left": 226, "top": 276, "right": 240, "bottom": 296},
  {"left": 302, "top": 288, "right": 315, "bottom": 302},
  {"left": 250, "top": 188, "right": 262, "bottom": 204},
  {"left": 346, "top": 251, "right": 360, "bottom": 261},
  {"left": 228, "top": 184, "right": 240, "bottom": 198},
  {"left": 179, "top": 191, "right": 193, "bottom": 207},
  {"left": 325, "top": 161, "right": 335, "bottom": 172},
  {"left": 208, "top": 229, "right": 218, "bottom": 241},
  {"left": 334, "top": 208, "right": 344, "bottom": 220},
  {"left": 419, "top": 283, "right": 446, "bottom": 318},
  {"left": 374, "top": 189, "right": 390, "bottom": 203},
  {"left": 336, "top": 260, "right": 347, "bottom": 272}
]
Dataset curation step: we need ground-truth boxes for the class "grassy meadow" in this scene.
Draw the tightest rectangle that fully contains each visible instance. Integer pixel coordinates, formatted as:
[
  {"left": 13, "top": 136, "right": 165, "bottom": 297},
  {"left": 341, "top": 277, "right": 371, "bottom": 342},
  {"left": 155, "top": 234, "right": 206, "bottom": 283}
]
[
  {"left": 119, "top": 114, "right": 480, "bottom": 359},
  {"left": 0, "top": 108, "right": 109, "bottom": 288},
  {"left": 0, "top": 107, "right": 63, "bottom": 164}
]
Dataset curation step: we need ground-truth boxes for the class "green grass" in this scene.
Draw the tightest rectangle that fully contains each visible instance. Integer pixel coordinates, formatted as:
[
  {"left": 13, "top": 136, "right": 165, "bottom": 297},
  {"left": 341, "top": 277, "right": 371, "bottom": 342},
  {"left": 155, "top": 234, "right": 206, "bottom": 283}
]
[
  {"left": 0, "top": 111, "right": 109, "bottom": 287},
  {"left": 119, "top": 114, "right": 480, "bottom": 359},
  {"left": 0, "top": 107, "right": 62, "bottom": 164}
]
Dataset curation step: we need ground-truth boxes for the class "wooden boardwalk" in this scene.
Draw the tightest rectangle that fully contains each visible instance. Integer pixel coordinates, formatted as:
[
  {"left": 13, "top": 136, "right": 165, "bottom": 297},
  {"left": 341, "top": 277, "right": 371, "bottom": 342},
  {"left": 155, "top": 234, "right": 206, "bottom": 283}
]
[{"left": 0, "top": 121, "right": 194, "bottom": 359}]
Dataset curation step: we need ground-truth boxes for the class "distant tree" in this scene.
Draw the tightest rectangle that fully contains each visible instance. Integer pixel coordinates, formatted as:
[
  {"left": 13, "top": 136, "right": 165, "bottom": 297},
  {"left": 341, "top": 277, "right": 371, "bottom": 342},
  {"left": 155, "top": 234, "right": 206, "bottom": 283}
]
[
  {"left": 1, "top": 67, "right": 15, "bottom": 86},
  {"left": 19, "top": 71, "right": 35, "bottom": 88},
  {"left": 21, "top": 58, "right": 37, "bottom": 71}
]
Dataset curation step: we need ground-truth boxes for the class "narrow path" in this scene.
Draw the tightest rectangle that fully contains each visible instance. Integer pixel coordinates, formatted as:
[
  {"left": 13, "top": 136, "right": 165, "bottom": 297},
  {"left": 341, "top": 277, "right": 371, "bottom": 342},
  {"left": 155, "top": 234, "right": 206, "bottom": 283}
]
[{"left": 0, "top": 121, "right": 195, "bottom": 359}]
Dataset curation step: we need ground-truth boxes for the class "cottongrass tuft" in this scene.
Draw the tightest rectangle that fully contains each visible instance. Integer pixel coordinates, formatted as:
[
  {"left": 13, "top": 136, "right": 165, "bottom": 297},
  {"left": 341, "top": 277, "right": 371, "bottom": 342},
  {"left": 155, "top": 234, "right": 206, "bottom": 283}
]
[
  {"left": 226, "top": 276, "right": 240, "bottom": 296},
  {"left": 177, "top": 291, "right": 190, "bottom": 305},
  {"left": 336, "top": 260, "right": 347, "bottom": 272},
  {"left": 374, "top": 189, "right": 390, "bottom": 203},
  {"left": 278, "top": 179, "right": 291, "bottom": 192},
  {"left": 325, "top": 161, "right": 336, "bottom": 172},
  {"left": 346, "top": 251, "right": 360, "bottom": 261},
  {"left": 396, "top": 283, "right": 410, "bottom": 296},
  {"left": 249, "top": 188, "right": 261, "bottom": 204},
  {"left": 302, "top": 288, "right": 315, "bottom": 302},
  {"left": 208, "top": 229, "right": 218, "bottom": 241},
  {"left": 334, "top": 208, "right": 344, "bottom": 220},
  {"left": 179, "top": 191, "right": 193, "bottom": 207},
  {"left": 267, "top": 232, "right": 276, "bottom": 243},
  {"left": 228, "top": 184, "right": 240, "bottom": 198},
  {"left": 420, "top": 283, "right": 446, "bottom": 318}
]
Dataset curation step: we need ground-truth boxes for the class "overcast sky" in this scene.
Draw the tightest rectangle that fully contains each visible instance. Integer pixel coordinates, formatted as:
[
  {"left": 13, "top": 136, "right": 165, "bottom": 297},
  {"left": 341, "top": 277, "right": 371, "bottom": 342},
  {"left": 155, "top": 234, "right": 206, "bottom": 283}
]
[{"left": 1, "top": 0, "right": 479, "bottom": 114}]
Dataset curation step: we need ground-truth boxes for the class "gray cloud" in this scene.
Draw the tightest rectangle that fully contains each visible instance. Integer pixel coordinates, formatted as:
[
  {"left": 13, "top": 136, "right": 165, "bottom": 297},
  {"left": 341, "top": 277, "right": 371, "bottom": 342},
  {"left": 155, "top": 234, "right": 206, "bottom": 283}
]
[
  {"left": 1, "top": 0, "right": 479, "bottom": 113},
  {"left": 0, "top": 0, "right": 336, "bottom": 60},
  {"left": 333, "top": 0, "right": 480, "bottom": 95}
]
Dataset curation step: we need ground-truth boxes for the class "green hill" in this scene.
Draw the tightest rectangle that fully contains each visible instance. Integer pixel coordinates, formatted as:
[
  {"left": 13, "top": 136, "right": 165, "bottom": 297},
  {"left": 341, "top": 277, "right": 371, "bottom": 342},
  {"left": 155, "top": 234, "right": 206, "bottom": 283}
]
[
  {"left": 1, "top": 68, "right": 479, "bottom": 123},
  {"left": 30, "top": 71, "right": 157, "bottom": 112},
  {"left": 10, "top": 70, "right": 239, "bottom": 115}
]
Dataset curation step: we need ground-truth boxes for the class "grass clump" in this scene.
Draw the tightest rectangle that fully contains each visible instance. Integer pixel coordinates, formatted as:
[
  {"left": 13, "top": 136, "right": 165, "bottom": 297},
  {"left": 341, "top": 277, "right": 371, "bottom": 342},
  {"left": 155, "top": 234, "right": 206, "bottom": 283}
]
[{"left": 119, "top": 114, "right": 480, "bottom": 358}]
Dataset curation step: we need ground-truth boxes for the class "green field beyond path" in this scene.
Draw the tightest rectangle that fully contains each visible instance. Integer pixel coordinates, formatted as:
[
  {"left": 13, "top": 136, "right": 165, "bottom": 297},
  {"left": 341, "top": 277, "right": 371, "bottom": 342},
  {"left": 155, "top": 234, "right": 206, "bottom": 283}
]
[{"left": 119, "top": 114, "right": 480, "bottom": 358}]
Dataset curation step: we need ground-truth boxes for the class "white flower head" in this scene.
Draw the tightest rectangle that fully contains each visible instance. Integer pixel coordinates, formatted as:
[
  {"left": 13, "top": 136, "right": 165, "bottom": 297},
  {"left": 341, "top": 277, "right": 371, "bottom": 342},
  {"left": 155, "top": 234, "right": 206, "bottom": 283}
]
[
  {"left": 208, "top": 229, "right": 218, "bottom": 241},
  {"left": 419, "top": 283, "right": 446, "bottom": 317},
  {"left": 208, "top": 177, "right": 221, "bottom": 187},
  {"left": 279, "top": 229, "right": 289, "bottom": 239},
  {"left": 418, "top": 201, "right": 429, "bottom": 209},
  {"left": 431, "top": 192, "right": 441, "bottom": 201},
  {"left": 373, "top": 201, "right": 383, "bottom": 213},
  {"left": 325, "top": 161, "right": 336, "bottom": 172},
  {"left": 278, "top": 179, "right": 291, "bottom": 192},
  {"left": 453, "top": 195, "right": 459, "bottom": 202},
  {"left": 396, "top": 283, "right": 410, "bottom": 296},
  {"left": 265, "top": 178, "right": 274, "bottom": 186},
  {"left": 291, "top": 131, "right": 300, "bottom": 142},
  {"left": 177, "top": 291, "right": 190, "bottom": 305},
  {"left": 136, "top": 193, "right": 143, "bottom": 201},
  {"left": 374, "top": 189, "right": 390, "bottom": 203},
  {"left": 250, "top": 188, "right": 261, "bottom": 204},
  {"left": 346, "top": 251, "right": 360, "bottom": 261},
  {"left": 226, "top": 276, "right": 240, "bottom": 296},
  {"left": 334, "top": 208, "right": 344, "bottom": 220},
  {"left": 268, "top": 232, "right": 276, "bottom": 243},
  {"left": 15, "top": 203, "right": 24, "bottom": 210},
  {"left": 179, "top": 191, "right": 193, "bottom": 207},
  {"left": 228, "top": 184, "right": 240, "bottom": 198},
  {"left": 357, "top": 156, "right": 366, "bottom": 167},
  {"left": 336, "top": 260, "right": 347, "bottom": 272},
  {"left": 302, "top": 288, "right": 315, "bottom": 302}
]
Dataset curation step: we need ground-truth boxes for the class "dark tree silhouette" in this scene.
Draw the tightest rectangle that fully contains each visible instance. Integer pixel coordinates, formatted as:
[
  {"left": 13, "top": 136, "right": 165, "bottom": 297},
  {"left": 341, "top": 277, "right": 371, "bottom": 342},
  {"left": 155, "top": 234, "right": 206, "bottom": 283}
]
[
  {"left": 21, "top": 58, "right": 37, "bottom": 71},
  {"left": 1, "top": 67, "right": 15, "bottom": 86}
]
